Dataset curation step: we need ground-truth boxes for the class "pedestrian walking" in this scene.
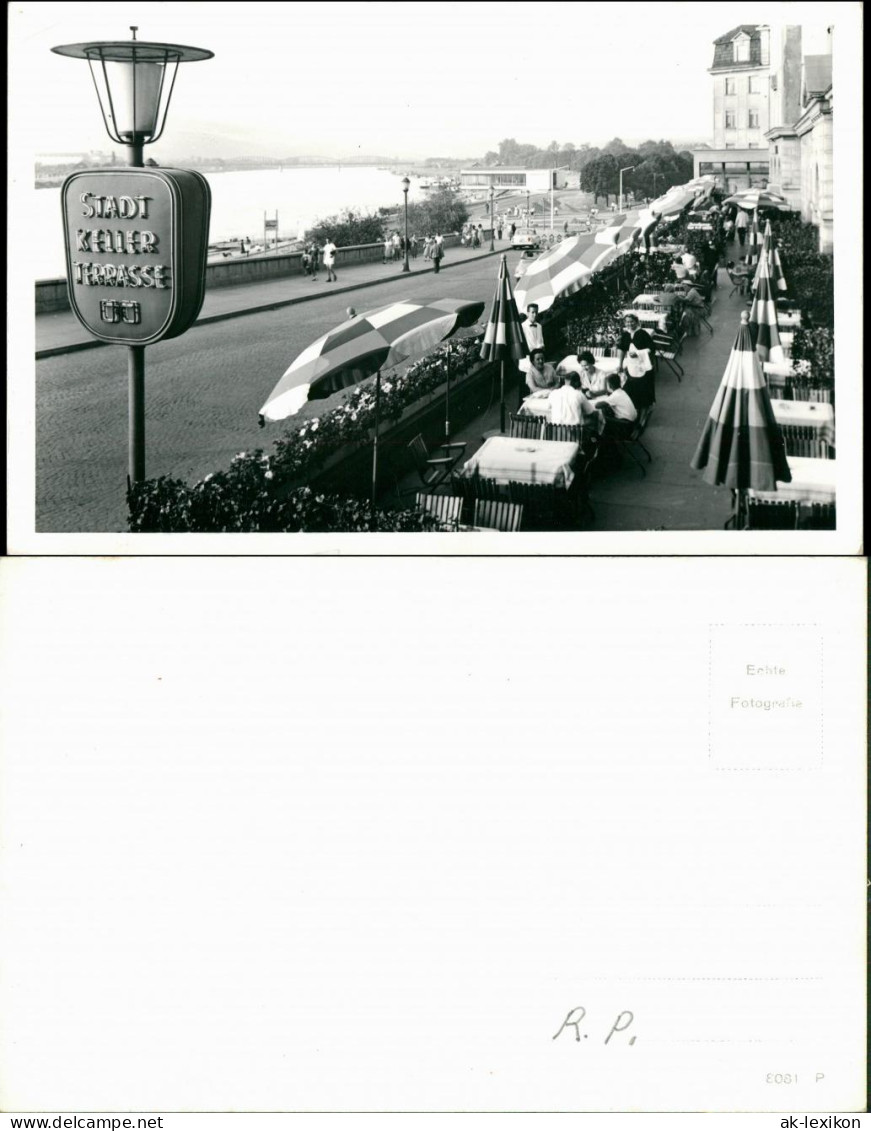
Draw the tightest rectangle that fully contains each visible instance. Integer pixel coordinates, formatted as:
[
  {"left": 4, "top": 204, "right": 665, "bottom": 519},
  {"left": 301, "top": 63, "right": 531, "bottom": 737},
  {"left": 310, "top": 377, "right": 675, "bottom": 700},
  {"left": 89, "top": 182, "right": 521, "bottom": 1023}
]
[
  {"left": 735, "top": 209, "right": 749, "bottom": 247},
  {"left": 411, "top": 234, "right": 419, "bottom": 258},
  {"left": 509, "top": 222, "right": 516, "bottom": 239},
  {"left": 383, "top": 234, "right": 392, "bottom": 264},
  {"left": 309, "top": 242, "right": 319, "bottom": 279},
  {"left": 497, "top": 219, "right": 503, "bottom": 240},
  {"left": 322, "top": 237, "right": 337, "bottom": 282},
  {"left": 431, "top": 233, "right": 444, "bottom": 273}
]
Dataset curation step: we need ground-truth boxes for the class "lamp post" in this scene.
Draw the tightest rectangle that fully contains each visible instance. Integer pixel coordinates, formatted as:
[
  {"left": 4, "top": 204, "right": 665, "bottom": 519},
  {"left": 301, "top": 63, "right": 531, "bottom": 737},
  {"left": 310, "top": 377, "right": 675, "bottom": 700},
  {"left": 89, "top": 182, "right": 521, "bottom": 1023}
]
[
  {"left": 652, "top": 171, "right": 660, "bottom": 200},
  {"left": 401, "top": 176, "right": 410, "bottom": 272},
  {"left": 51, "top": 27, "right": 212, "bottom": 486},
  {"left": 619, "top": 165, "right": 635, "bottom": 213},
  {"left": 489, "top": 185, "right": 495, "bottom": 250},
  {"left": 550, "top": 165, "right": 569, "bottom": 231},
  {"left": 526, "top": 188, "right": 530, "bottom": 224}
]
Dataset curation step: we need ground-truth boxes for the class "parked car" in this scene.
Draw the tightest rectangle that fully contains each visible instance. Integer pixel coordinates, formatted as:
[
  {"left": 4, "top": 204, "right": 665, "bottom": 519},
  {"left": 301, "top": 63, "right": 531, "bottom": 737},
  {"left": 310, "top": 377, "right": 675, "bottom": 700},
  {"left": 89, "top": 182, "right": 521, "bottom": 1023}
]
[{"left": 511, "top": 227, "right": 541, "bottom": 251}]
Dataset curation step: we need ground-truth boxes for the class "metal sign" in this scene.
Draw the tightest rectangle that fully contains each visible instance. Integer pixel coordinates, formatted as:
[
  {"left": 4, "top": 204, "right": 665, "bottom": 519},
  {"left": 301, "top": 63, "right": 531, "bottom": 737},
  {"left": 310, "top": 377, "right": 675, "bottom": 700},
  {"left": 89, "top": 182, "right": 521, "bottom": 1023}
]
[{"left": 61, "top": 167, "right": 211, "bottom": 345}]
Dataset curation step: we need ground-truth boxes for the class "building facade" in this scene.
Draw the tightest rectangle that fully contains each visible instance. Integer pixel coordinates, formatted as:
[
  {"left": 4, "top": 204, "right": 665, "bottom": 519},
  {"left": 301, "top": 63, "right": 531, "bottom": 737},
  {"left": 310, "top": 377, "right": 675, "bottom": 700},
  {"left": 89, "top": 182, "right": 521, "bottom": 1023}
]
[
  {"left": 692, "top": 25, "right": 772, "bottom": 192},
  {"left": 459, "top": 167, "right": 556, "bottom": 198}
]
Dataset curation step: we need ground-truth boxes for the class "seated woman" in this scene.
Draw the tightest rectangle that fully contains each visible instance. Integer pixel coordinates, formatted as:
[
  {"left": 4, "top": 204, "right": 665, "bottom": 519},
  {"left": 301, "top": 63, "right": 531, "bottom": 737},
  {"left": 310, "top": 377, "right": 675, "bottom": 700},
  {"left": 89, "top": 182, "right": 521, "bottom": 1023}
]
[
  {"left": 576, "top": 351, "right": 610, "bottom": 398},
  {"left": 524, "top": 348, "right": 560, "bottom": 395}
]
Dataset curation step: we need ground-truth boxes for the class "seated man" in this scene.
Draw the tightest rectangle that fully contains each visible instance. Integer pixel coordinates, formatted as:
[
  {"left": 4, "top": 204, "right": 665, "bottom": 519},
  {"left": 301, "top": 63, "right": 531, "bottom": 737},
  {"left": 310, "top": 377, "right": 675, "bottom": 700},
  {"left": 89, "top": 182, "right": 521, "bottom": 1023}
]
[
  {"left": 547, "top": 371, "right": 598, "bottom": 426},
  {"left": 576, "top": 351, "right": 610, "bottom": 398},
  {"left": 524, "top": 348, "right": 560, "bottom": 395},
  {"left": 596, "top": 373, "right": 638, "bottom": 439}
]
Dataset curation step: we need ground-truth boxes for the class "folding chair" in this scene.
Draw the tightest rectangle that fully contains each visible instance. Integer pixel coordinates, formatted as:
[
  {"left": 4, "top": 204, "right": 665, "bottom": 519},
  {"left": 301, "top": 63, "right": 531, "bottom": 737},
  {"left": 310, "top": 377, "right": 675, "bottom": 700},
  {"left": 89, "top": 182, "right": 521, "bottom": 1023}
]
[
  {"left": 728, "top": 268, "right": 749, "bottom": 298},
  {"left": 806, "top": 503, "right": 836, "bottom": 530},
  {"left": 780, "top": 424, "right": 828, "bottom": 459},
  {"left": 414, "top": 492, "right": 463, "bottom": 531},
  {"left": 611, "top": 405, "right": 655, "bottom": 476},
  {"left": 406, "top": 433, "right": 466, "bottom": 492},
  {"left": 651, "top": 331, "right": 683, "bottom": 380},
  {"left": 509, "top": 413, "right": 546, "bottom": 440},
  {"left": 471, "top": 499, "right": 524, "bottom": 531}
]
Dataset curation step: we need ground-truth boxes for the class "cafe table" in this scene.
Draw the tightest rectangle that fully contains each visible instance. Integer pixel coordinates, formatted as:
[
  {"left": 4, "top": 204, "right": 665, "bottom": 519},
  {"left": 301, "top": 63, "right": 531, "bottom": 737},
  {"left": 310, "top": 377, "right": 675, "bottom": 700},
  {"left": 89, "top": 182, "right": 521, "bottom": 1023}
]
[
  {"left": 777, "top": 309, "right": 802, "bottom": 329},
  {"left": 621, "top": 307, "right": 664, "bottom": 326},
  {"left": 779, "top": 330, "right": 795, "bottom": 357},
  {"left": 747, "top": 456, "right": 836, "bottom": 505},
  {"left": 771, "top": 398, "right": 835, "bottom": 450},
  {"left": 461, "top": 436, "right": 579, "bottom": 489}
]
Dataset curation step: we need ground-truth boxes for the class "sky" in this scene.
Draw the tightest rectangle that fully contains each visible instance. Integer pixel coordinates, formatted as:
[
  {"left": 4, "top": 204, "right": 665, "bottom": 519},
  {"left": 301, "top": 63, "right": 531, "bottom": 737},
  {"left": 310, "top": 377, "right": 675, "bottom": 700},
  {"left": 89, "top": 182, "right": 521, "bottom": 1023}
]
[{"left": 9, "top": 0, "right": 857, "bottom": 162}]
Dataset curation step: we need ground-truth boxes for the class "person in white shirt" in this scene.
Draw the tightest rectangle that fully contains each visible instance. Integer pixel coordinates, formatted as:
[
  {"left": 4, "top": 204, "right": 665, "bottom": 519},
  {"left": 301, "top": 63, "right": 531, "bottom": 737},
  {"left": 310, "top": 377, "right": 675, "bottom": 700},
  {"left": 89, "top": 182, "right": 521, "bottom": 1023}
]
[
  {"left": 547, "top": 372, "right": 597, "bottom": 425},
  {"left": 597, "top": 373, "right": 638, "bottom": 438},
  {"left": 521, "top": 304, "right": 545, "bottom": 353},
  {"left": 322, "top": 238, "right": 337, "bottom": 282},
  {"left": 576, "top": 351, "right": 610, "bottom": 398}
]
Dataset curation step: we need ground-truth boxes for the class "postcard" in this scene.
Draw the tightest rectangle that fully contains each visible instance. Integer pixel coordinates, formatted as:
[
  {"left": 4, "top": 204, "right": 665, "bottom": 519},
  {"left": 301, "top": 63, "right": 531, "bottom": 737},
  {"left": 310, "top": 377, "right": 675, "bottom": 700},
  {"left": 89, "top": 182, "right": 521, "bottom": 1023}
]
[{"left": 0, "top": 556, "right": 865, "bottom": 1112}]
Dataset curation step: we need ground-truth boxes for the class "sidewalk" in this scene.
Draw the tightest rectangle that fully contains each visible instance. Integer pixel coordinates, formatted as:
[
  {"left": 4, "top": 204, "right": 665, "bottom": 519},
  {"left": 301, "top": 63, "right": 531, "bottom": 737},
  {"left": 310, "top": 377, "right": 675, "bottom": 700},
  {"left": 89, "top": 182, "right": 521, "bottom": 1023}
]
[{"left": 35, "top": 240, "right": 507, "bottom": 359}]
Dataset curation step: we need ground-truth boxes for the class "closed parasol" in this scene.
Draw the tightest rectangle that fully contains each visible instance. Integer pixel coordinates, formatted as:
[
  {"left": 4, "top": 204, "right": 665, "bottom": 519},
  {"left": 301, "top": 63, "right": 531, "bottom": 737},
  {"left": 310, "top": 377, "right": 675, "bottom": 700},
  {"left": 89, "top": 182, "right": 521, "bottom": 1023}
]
[{"left": 480, "top": 254, "right": 529, "bottom": 433}]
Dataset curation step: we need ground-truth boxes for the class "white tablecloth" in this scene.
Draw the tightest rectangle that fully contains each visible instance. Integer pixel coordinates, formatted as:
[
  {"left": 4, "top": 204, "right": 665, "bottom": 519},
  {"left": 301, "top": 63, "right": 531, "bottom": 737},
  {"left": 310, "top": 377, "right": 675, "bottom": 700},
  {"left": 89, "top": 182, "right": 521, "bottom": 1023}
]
[
  {"left": 777, "top": 311, "right": 802, "bottom": 329},
  {"left": 771, "top": 398, "right": 835, "bottom": 447},
  {"left": 748, "top": 457, "right": 836, "bottom": 504},
  {"left": 622, "top": 307, "right": 665, "bottom": 326},
  {"left": 462, "top": 437, "right": 579, "bottom": 488}
]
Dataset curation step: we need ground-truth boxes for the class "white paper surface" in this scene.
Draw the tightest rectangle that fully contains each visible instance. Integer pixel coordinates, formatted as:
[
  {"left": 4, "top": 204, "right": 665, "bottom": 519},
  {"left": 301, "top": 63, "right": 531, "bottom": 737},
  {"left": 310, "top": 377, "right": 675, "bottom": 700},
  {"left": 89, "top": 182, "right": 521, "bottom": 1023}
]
[{"left": 0, "top": 557, "right": 865, "bottom": 1113}]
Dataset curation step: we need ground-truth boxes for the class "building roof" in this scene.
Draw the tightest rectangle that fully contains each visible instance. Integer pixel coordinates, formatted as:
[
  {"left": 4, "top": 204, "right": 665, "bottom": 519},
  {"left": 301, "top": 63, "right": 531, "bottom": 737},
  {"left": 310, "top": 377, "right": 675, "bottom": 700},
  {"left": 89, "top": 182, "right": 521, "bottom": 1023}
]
[
  {"left": 710, "top": 25, "right": 766, "bottom": 70},
  {"left": 803, "top": 54, "right": 833, "bottom": 96}
]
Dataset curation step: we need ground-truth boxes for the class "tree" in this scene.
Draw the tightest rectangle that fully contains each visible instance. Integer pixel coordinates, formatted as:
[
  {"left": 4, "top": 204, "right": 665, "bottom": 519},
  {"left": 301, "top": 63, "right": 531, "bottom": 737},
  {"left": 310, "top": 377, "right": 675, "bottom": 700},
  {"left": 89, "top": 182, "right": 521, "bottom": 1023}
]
[
  {"left": 404, "top": 187, "right": 469, "bottom": 237},
  {"left": 308, "top": 209, "right": 384, "bottom": 247},
  {"left": 579, "top": 154, "right": 620, "bottom": 198}
]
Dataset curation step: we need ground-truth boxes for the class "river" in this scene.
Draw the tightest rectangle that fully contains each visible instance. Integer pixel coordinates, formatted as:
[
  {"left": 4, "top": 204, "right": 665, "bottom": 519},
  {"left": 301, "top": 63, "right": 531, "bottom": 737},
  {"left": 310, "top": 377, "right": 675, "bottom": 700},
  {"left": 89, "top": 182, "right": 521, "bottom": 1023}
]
[{"left": 33, "top": 165, "right": 433, "bottom": 280}]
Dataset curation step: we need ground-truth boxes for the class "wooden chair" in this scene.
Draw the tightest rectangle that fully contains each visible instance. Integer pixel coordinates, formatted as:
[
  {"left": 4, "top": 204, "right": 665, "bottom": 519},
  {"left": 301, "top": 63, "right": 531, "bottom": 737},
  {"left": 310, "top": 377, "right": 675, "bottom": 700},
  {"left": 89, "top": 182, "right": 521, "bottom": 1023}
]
[
  {"left": 728, "top": 268, "right": 749, "bottom": 297},
  {"left": 472, "top": 499, "right": 524, "bottom": 531},
  {"left": 780, "top": 424, "right": 830, "bottom": 459},
  {"left": 509, "top": 413, "right": 545, "bottom": 440},
  {"left": 745, "top": 497, "right": 799, "bottom": 530},
  {"left": 406, "top": 433, "right": 466, "bottom": 491},
  {"left": 507, "top": 480, "right": 561, "bottom": 529},
  {"left": 415, "top": 492, "right": 463, "bottom": 531},
  {"left": 806, "top": 503, "right": 836, "bottom": 530},
  {"left": 651, "top": 330, "right": 683, "bottom": 380},
  {"left": 544, "top": 423, "right": 584, "bottom": 445},
  {"left": 611, "top": 405, "right": 655, "bottom": 476}
]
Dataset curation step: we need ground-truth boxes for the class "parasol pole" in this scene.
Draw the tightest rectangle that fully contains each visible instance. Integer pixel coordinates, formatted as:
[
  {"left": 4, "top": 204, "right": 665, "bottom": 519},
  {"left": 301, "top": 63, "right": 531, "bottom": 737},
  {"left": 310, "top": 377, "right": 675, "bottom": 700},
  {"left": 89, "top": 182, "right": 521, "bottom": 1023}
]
[
  {"left": 444, "top": 344, "right": 451, "bottom": 440},
  {"left": 371, "top": 369, "right": 382, "bottom": 516},
  {"left": 499, "top": 360, "right": 506, "bottom": 434}
]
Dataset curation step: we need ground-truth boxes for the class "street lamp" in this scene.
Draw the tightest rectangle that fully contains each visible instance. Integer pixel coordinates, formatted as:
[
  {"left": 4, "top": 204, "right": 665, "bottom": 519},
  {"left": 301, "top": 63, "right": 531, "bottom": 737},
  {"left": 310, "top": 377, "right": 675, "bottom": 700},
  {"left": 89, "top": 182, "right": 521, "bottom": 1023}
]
[
  {"left": 550, "top": 165, "right": 569, "bottom": 231},
  {"left": 652, "top": 171, "right": 660, "bottom": 200},
  {"left": 619, "top": 165, "right": 635, "bottom": 213},
  {"left": 489, "top": 185, "right": 495, "bottom": 251},
  {"left": 401, "top": 176, "right": 410, "bottom": 272},
  {"left": 526, "top": 188, "right": 530, "bottom": 223},
  {"left": 51, "top": 27, "right": 213, "bottom": 486}
]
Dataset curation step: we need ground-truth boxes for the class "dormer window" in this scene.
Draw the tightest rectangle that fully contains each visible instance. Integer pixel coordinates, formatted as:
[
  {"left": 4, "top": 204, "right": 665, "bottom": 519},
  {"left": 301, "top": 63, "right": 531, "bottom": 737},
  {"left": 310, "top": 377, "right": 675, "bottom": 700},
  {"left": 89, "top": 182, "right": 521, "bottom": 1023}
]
[{"left": 733, "top": 33, "right": 750, "bottom": 62}]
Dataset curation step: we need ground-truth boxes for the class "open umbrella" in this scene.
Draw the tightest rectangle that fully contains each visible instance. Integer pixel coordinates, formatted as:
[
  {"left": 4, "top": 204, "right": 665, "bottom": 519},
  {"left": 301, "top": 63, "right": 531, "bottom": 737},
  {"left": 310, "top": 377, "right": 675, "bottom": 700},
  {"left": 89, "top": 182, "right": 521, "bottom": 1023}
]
[
  {"left": 722, "top": 187, "right": 793, "bottom": 211},
  {"left": 691, "top": 311, "right": 791, "bottom": 527},
  {"left": 480, "top": 254, "right": 528, "bottom": 433},
  {"left": 748, "top": 244, "right": 785, "bottom": 367},
  {"left": 259, "top": 298, "right": 484, "bottom": 422}
]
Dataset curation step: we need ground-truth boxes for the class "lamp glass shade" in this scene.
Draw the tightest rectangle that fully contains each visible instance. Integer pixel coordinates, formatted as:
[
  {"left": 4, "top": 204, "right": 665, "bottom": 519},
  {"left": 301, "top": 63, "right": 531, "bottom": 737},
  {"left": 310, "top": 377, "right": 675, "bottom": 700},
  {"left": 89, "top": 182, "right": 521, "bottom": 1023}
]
[
  {"left": 401, "top": 177, "right": 410, "bottom": 192},
  {"left": 105, "top": 60, "right": 163, "bottom": 137}
]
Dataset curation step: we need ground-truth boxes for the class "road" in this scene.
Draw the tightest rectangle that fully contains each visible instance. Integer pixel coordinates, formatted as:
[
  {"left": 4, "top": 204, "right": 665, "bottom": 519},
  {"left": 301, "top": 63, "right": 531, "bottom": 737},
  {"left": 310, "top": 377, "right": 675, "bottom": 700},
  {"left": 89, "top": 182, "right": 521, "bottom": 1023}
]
[{"left": 36, "top": 252, "right": 520, "bottom": 532}]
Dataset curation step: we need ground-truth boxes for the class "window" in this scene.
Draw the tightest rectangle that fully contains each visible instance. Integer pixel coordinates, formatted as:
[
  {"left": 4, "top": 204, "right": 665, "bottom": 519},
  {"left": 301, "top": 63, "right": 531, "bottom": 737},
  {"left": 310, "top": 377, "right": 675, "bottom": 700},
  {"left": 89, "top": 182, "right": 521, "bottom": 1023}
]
[
  {"left": 748, "top": 75, "right": 761, "bottom": 93},
  {"left": 734, "top": 36, "right": 750, "bottom": 62},
  {"left": 771, "top": 74, "right": 778, "bottom": 90},
  {"left": 724, "top": 77, "right": 736, "bottom": 95},
  {"left": 725, "top": 111, "right": 736, "bottom": 129},
  {"left": 774, "top": 145, "right": 779, "bottom": 155},
  {"left": 748, "top": 110, "right": 760, "bottom": 129}
]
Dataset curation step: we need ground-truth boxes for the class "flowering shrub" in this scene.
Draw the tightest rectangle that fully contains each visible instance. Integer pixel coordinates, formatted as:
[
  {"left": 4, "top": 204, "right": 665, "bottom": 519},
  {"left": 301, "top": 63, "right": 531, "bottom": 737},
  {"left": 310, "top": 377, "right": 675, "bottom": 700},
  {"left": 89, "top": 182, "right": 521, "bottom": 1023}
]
[
  {"left": 127, "top": 473, "right": 440, "bottom": 533},
  {"left": 128, "top": 335, "right": 484, "bottom": 532},
  {"left": 769, "top": 218, "right": 833, "bottom": 327},
  {"left": 791, "top": 326, "right": 834, "bottom": 389}
]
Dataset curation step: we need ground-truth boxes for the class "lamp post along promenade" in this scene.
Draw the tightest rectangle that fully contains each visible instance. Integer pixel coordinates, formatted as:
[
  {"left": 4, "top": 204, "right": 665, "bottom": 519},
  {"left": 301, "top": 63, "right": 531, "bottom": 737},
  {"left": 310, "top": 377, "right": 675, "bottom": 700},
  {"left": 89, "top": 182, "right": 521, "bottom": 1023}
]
[
  {"left": 619, "top": 164, "right": 635, "bottom": 214},
  {"left": 51, "top": 27, "right": 212, "bottom": 487},
  {"left": 401, "top": 175, "right": 410, "bottom": 273},
  {"left": 489, "top": 185, "right": 495, "bottom": 251}
]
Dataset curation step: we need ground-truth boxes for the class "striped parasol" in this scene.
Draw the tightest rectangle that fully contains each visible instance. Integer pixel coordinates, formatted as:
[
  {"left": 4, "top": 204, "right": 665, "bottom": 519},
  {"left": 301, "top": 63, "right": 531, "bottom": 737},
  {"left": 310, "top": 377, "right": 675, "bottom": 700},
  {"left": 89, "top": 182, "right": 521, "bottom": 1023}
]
[
  {"left": 748, "top": 244, "right": 785, "bottom": 366},
  {"left": 723, "top": 187, "right": 793, "bottom": 211},
  {"left": 480, "top": 254, "right": 529, "bottom": 433},
  {"left": 259, "top": 298, "right": 484, "bottom": 421},
  {"left": 513, "top": 214, "right": 638, "bottom": 315},
  {"left": 691, "top": 312, "right": 790, "bottom": 525},
  {"left": 752, "top": 220, "right": 788, "bottom": 294}
]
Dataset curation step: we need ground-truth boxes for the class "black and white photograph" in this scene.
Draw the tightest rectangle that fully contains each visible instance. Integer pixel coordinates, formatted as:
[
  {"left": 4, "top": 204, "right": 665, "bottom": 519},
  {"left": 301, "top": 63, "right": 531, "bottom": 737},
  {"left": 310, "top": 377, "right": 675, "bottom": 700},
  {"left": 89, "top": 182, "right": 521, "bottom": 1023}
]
[{"left": 7, "top": 0, "right": 863, "bottom": 552}]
